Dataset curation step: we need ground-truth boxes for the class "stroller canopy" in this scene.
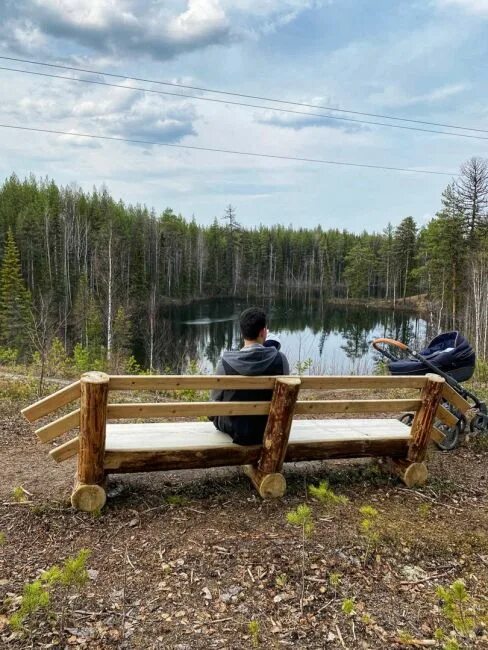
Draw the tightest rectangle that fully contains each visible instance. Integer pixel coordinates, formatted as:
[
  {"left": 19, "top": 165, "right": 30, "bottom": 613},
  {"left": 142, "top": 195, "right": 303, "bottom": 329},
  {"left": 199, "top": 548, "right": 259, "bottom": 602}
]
[{"left": 388, "top": 331, "right": 476, "bottom": 381}]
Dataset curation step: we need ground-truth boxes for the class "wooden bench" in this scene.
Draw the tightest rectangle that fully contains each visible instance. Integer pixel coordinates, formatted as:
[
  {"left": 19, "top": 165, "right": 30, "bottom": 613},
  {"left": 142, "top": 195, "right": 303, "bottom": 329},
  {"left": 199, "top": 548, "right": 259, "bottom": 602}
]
[{"left": 22, "top": 371, "right": 472, "bottom": 512}]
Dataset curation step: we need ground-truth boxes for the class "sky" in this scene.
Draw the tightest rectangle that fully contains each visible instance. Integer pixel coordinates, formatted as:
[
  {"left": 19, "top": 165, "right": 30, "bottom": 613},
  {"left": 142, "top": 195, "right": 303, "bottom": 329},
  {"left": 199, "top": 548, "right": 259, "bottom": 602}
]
[{"left": 0, "top": 0, "right": 487, "bottom": 232}]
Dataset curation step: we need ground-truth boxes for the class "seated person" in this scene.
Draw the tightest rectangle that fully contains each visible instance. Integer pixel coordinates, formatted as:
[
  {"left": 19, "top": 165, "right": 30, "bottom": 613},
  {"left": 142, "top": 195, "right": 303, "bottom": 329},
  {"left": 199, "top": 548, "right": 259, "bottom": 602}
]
[{"left": 211, "top": 307, "right": 289, "bottom": 445}]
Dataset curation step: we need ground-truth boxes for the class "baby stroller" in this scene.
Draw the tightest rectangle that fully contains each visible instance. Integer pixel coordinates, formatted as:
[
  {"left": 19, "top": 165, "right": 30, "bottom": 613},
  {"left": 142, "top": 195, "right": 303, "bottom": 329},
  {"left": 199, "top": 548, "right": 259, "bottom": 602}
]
[{"left": 372, "top": 331, "right": 488, "bottom": 450}]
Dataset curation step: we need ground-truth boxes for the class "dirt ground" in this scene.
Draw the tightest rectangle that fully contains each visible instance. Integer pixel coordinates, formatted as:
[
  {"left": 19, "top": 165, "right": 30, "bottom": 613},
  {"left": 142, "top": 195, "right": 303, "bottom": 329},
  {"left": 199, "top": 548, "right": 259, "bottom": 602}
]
[{"left": 0, "top": 397, "right": 487, "bottom": 649}]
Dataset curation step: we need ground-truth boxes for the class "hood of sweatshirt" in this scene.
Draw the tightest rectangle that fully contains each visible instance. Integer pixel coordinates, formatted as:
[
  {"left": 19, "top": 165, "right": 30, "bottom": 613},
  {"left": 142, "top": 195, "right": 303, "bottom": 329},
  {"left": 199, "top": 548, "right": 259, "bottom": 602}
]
[{"left": 221, "top": 344, "right": 282, "bottom": 376}]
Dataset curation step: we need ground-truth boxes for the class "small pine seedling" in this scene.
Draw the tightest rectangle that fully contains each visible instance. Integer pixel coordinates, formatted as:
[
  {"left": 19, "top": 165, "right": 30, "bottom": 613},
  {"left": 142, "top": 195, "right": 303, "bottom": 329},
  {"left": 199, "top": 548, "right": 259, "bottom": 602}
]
[
  {"left": 9, "top": 549, "right": 91, "bottom": 631},
  {"left": 436, "top": 579, "right": 476, "bottom": 638},
  {"left": 443, "top": 639, "right": 460, "bottom": 650},
  {"left": 308, "top": 480, "right": 349, "bottom": 506},
  {"left": 0, "top": 531, "right": 6, "bottom": 546},
  {"left": 9, "top": 580, "right": 50, "bottom": 630},
  {"left": 248, "top": 620, "right": 260, "bottom": 647},
  {"left": 165, "top": 495, "right": 189, "bottom": 507},
  {"left": 341, "top": 598, "right": 355, "bottom": 616},
  {"left": 12, "top": 486, "right": 27, "bottom": 503},
  {"left": 358, "top": 505, "right": 380, "bottom": 562},
  {"left": 286, "top": 504, "right": 314, "bottom": 536},
  {"left": 275, "top": 573, "right": 288, "bottom": 589},
  {"left": 329, "top": 572, "right": 342, "bottom": 597}
]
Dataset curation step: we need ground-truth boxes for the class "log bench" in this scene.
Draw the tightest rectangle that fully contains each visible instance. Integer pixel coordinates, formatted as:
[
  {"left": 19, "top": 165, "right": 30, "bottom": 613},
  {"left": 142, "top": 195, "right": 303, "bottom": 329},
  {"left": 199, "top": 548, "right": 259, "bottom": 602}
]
[{"left": 21, "top": 371, "right": 472, "bottom": 512}]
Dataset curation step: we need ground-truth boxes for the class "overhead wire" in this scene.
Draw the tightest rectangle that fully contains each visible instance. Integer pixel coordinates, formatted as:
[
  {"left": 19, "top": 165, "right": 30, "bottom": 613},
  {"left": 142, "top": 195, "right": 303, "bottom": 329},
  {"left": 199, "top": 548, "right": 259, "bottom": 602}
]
[
  {"left": 0, "top": 54, "right": 485, "bottom": 135},
  {"left": 1, "top": 64, "right": 487, "bottom": 142},
  {"left": 0, "top": 122, "right": 457, "bottom": 176}
]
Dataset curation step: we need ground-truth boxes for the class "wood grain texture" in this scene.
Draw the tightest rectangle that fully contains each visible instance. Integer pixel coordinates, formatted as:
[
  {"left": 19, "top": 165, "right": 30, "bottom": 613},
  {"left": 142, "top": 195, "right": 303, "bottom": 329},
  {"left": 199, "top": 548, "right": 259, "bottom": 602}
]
[
  {"left": 22, "top": 381, "right": 80, "bottom": 422},
  {"left": 107, "top": 401, "right": 270, "bottom": 419},
  {"left": 107, "top": 374, "right": 426, "bottom": 391},
  {"left": 441, "top": 383, "right": 472, "bottom": 414},
  {"left": 71, "top": 483, "right": 106, "bottom": 512},
  {"left": 35, "top": 408, "right": 80, "bottom": 442},
  {"left": 294, "top": 399, "right": 421, "bottom": 414},
  {"left": 258, "top": 377, "right": 301, "bottom": 474},
  {"left": 408, "top": 373, "right": 445, "bottom": 463},
  {"left": 49, "top": 437, "right": 79, "bottom": 462},
  {"left": 387, "top": 459, "right": 428, "bottom": 488},
  {"left": 436, "top": 404, "right": 459, "bottom": 428},
  {"left": 102, "top": 418, "right": 411, "bottom": 472},
  {"left": 243, "top": 466, "right": 286, "bottom": 498},
  {"left": 77, "top": 372, "right": 109, "bottom": 486}
]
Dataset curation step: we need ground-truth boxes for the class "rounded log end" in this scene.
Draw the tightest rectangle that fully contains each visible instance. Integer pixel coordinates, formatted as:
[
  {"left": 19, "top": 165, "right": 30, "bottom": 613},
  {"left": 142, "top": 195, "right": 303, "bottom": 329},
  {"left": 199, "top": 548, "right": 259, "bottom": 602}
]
[
  {"left": 258, "top": 472, "right": 286, "bottom": 498},
  {"left": 277, "top": 377, "right": 302, "bottom": 387},
  {"left": 81, "top": 371, "right": 110, "bottom": 385},
  {"left": 424, "top": 373, "right": 445, "bottom": 384},
  {"left": 71, "top": 484, "right": 107, "bottom": 512},
  {"left": 403, "top": 462, "right": 428, "bottom": 488}
]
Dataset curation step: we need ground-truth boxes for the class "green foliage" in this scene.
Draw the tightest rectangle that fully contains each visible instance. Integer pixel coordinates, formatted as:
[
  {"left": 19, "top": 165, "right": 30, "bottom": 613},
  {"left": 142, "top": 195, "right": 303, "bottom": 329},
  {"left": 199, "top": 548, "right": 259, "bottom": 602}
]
[
  {"left": 329, "top": 572, "right": 342, "bottom": 589},
  {"left": 341, "top": 598, "right": 355, "bottom": 616},
  {"left": 0, "top": 346, "right": 18, "bottom": 365},
  {"left": 308, "top": 480, "right": 349, "bottom": 506},
  {"left": 12, "top": 486, "right": 27, "bottom": 503},
  {"left": 295, "top": 358, "right": 313, "bottom": 376},
  {"left": 286, "top": 504, "right": 314, "bottom": 536},
  {"left": 397, "top": 630, "right": 414, "bottom": 643},
  {"left": 9, "top": 580, "right": 50, "bottom": 630},
  {"left": 0, "top": 228, "right": 31, "bottom": 354},
  {"left": 275, "top": 573, "right": 288, "bottom": 589},
  {"left": 358, "top": 505, "right": 381, "bottom": 562},
  {"left": 436, "top": 579, "right": 476, "bottom": 638},
  {"left": 248, "top": 620, "right": 260, "bottom": 647},
  {"left": 443, "top": 639, "right": 460, "bottom": 650},
  {"left": 9, "top": 549, "right": 91, "bottom": 632},
  {"left": 165, "top": 495, "right": 189, "bottom": 507},
  {"left": 0, "top": 531, "right": 6, "bottom": 545},
  {"left": 417, "top": 502, "right": 432, "bottom": 518}
]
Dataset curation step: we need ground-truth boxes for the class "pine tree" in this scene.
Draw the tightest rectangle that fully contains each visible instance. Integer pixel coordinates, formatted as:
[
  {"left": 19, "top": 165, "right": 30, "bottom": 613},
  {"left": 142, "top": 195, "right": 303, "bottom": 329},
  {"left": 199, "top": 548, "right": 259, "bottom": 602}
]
[{"left": 0, "top": 228, "right": 31, "bottom": 353}]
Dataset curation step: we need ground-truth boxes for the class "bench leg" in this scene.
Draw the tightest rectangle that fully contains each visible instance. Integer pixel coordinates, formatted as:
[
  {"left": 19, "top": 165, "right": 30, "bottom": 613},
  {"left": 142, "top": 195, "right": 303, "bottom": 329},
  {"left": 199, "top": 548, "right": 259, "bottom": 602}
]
[
  {"left": 72, "top": 372, "right": 109, "bottom": 512},
  {"left": 386, "top": 459, "right": 428, "bottom": 488},
  {"left": 71, "top": 481, "right": 107, "bottom": 512},
  {"left": 245, "top": 378, "right": 301, "bottom": 499},
  {"left": 243, "top": 465, "right": 286, "bottom": 498}
]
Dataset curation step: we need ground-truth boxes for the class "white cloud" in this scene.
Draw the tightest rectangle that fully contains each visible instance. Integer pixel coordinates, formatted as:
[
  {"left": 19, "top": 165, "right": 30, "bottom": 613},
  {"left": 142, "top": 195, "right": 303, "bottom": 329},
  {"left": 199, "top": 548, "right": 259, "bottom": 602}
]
[
  {"left": 436, "top": 0, "right": 488, "bottom": 15},
  {"left": 0, "top": 0, "right": 320, "bottom": 60},
  {"left": 368, "top": 83, "right": 466, "bottom": 109}
]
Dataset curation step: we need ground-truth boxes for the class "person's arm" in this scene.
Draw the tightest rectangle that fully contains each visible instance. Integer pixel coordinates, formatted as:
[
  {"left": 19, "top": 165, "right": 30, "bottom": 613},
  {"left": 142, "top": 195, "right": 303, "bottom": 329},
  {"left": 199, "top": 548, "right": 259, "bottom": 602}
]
[
  {"left": 211, "top": 358, "right": 226, "bottom": 401},
  {"left": 280, "top": 352, "right": 290, "bottom": 375}
]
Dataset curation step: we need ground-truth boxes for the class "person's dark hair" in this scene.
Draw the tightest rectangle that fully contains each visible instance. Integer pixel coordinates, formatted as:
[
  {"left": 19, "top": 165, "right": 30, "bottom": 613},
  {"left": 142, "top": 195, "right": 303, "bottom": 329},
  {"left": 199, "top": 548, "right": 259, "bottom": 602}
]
[{"left": 240, "top": 307, "right": 267, "bottom": 340}]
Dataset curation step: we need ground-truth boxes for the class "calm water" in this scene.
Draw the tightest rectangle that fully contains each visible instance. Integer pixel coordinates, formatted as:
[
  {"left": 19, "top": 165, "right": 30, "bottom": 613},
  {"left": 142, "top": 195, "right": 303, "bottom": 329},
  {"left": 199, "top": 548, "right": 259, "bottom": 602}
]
[{"left": 141, "top": 298, "right": 428, "bottom": 374}]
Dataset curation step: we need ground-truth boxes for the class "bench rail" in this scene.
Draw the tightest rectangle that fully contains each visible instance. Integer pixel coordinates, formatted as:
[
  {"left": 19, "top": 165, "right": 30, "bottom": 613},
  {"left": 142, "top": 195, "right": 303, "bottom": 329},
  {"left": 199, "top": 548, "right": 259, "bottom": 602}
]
[{"left": 22, "top": 371, "right": 460, "bottom": 511}]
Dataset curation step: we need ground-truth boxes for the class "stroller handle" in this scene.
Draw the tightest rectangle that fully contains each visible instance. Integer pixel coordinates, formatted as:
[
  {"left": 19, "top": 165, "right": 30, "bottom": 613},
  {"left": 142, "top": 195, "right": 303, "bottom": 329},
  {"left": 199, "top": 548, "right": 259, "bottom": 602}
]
[{"left": 372, "top": 338, "right": 409, "bottom": 353}]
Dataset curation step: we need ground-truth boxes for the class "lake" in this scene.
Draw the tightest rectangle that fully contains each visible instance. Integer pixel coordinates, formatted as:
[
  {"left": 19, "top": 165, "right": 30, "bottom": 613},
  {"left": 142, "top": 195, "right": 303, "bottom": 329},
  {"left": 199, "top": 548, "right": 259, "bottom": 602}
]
[{"left": 143, "top": 298, "right": 428, "bottom": 374}]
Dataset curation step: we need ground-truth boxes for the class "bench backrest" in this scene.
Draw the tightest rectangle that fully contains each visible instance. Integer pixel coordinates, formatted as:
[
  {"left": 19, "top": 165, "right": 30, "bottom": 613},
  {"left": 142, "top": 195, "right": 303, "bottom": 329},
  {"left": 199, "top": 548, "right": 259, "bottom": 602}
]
[{"left": 22, "top": 372, "right": 471, "bottom": 464}]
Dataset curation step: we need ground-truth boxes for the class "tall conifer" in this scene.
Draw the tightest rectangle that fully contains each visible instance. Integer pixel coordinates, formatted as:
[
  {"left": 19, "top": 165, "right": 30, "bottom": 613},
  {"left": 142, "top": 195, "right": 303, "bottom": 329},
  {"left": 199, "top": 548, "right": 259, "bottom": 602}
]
[{"left": 0, "top": 227, "right": 31, "bottom": 351}]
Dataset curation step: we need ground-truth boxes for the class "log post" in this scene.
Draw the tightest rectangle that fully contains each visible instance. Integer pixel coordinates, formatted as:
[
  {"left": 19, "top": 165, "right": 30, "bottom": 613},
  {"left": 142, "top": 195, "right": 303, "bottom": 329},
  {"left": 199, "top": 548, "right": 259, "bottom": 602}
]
[
  {"left": 71, "top": 371, "right": 109, "bottom": 512},
  {"left": 389, "top": 373, "right": 444, "bottom": 487},
  {"left": 244, "top": 377, "right": 301, "bottom": 498}
]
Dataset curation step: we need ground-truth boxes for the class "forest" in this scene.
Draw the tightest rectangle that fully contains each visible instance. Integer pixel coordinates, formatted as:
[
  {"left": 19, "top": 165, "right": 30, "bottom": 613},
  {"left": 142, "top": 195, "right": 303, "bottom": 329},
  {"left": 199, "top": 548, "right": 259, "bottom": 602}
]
[{"left": 0, "top": 156, "right": 487, "bottom": 375}]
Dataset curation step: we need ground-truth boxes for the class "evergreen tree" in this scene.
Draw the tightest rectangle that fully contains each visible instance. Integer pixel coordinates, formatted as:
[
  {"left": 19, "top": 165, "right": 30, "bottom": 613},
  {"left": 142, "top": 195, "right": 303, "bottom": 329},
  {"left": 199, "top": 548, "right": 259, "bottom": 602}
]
[{"left": 0, "top": 228, "right": 31, "bottom": 353}]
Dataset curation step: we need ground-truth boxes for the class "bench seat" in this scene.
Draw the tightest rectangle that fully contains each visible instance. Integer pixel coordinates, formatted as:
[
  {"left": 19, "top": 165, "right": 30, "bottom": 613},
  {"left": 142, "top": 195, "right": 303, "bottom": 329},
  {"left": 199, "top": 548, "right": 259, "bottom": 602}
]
[{"left": 103, "top": 418, "right": 410, "bottom": 473}]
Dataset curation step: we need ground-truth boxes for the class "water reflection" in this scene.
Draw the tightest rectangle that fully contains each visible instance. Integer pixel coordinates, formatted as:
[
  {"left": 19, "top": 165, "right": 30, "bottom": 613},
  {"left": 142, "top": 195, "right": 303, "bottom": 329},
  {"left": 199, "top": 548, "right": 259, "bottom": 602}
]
[{"left": 136, "top": 298, "right": 427, "bottom": 374}]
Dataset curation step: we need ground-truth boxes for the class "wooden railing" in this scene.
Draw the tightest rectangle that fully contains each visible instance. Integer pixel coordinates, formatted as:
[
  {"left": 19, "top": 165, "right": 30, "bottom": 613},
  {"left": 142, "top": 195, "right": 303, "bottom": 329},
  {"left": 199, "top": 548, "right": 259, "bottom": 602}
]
[
  {"left": 22, "top": 371, "right": 472, "bottom": 468},
  {"left": 21, "top": 371, "right": 474, "bottom": 511}
]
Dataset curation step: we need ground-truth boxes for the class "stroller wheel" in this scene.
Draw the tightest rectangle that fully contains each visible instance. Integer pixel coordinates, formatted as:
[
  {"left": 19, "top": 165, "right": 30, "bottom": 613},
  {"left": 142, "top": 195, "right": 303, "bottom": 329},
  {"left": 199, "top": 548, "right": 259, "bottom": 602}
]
[
  {"left": 470, "top": 413, "right": 488, "bottom": 435},
  {"left": 399, "top": 412, "right": 414, "bottom": 426},
  {"left": 435, "top": 420, "right": 461, "bottom": 451}
]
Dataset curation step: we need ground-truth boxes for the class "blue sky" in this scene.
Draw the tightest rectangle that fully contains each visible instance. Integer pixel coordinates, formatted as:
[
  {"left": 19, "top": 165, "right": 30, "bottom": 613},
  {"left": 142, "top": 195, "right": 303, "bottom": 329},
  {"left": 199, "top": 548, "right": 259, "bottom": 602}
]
[{"left": 0, "top": 0, "right": 487, "bottom": 231}]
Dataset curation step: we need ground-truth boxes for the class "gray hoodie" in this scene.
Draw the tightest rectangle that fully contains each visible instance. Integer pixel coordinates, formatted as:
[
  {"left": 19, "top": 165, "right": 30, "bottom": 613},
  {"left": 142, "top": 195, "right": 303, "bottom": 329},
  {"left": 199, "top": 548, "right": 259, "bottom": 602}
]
[{"left": 211, "top": 343, "right": 290, "bottom": 445}]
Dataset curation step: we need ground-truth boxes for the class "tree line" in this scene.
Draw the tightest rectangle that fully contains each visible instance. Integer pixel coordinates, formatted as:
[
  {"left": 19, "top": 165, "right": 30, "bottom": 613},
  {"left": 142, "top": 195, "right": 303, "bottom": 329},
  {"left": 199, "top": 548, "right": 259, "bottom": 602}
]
[{"left": 0, "top": 156, "right": 487, "bottom": 375}]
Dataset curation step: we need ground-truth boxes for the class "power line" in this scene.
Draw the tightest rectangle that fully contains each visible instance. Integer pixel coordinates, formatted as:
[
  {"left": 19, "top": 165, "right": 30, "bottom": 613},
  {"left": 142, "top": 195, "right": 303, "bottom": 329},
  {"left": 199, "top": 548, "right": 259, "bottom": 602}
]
[
  {"left": 0, "top": 122, "right": 457, "bottom": 176},
  {"left": 0, "top": 54, "right": 485, "bottom": 135},
  {"left": 2, "top": 64, "right": 488, "bottom": 143}
]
